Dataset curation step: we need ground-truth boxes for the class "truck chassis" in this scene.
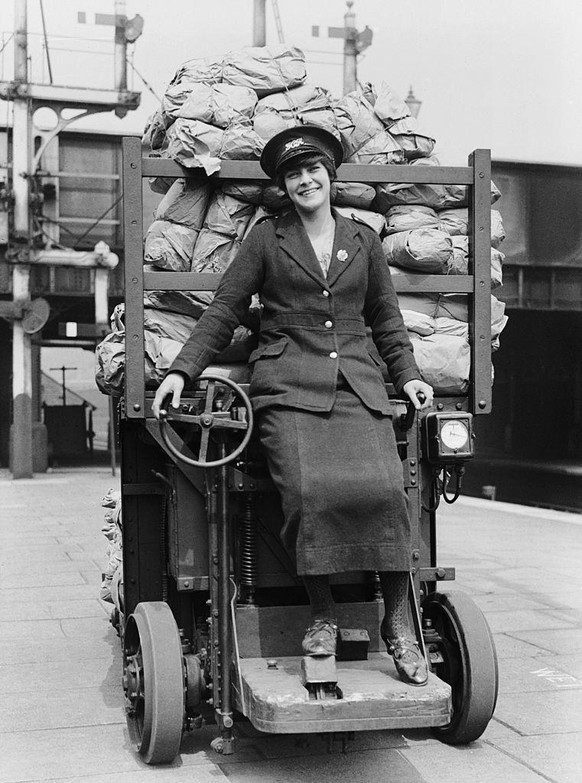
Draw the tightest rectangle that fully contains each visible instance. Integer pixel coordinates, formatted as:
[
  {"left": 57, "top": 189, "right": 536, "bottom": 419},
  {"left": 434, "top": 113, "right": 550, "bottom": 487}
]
[{"left": 118, "top": 138, "right": 498, "bottom": 763}]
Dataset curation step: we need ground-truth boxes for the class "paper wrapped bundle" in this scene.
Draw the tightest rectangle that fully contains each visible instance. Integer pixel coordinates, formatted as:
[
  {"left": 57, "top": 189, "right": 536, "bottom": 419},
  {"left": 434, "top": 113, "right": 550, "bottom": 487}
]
[
  {"left": 191, "top": 192, "right": 255, "bottom": 272},
  {"left": 165, "top": 119, "right": 264, "bottom": 174},
  {"left": 220, "top": 45, "right": 307, "bottom": 96},
  {"left": 363, "top": 82, "right": 436, "bottom": 160},
  {"left": 331, "top": 181, "right": 376, "bottom": 209},
  {"left": 170, "top": 45, "right": 307, "bottom": 97},
  {"left": 106, "top": 48, "right": 508, "bottom": 401},
  {"left": 399, "top": 291, "right": 507, "bottom": 392},
  {"left": 253, "top": 84, "right": 337, "bottom": 140},
  {"left": 144, "top": 220, "right": 198, "bottom": 271},
  {"left": 147, "top": 174, "right": 175, "bottom": 196},
  {"left": 382, "top": 228, "right": 453, "bottom": 273},
  {"left": 399, "top": 292, "right": 507, "bottom": 340},
  {"left": 142, "top": 109, "right": 167, "bottom": 150},
  {"left": 161, "top": 83, "right": 258, "bottom": 129},
  {"left": 262, "top": 183, "right": 291, "bottom": 212},
  {"left": 399, "top": 309, "right": 435, "bottom": 336},
  {"left": 154, "top": 178, "right": 211, "bottom": 229},
  {"left": 242, "top": 206, "right": 273, "bottom": 239},
  {"left": 334, "top": 91, "right": 406, "bottom": 165},
  {"left": 448, "top": 236, "right": 504, "bottom": 287},
  {"left": 362, "top": 81, "right": 408, "bottom": 123},
  {"left": 374, "top": 157, "right": 502, "bottom": 212},
  {"left": 95, "top": 331, "right": 125, "bottom": 395},
  {"left": 95, "top": 328, "right": 191, "bottom": 395},
  {"left": 409, "top": 319, "right": 471, "bottom": 394},
  {"left": 144, "top": 290, "right": 212, "bottom": 319},
  {"left": 169, "top": 55, "right": 223, "bottom": 87},
  {"left": 438, "top": 207, "right": 506, "bottom": 248},
  {"left": 334, "top": 206, "right": 385, "bottom": 234},
  {"left": 386, "top": 117, "right": 436, "bottom": 160},
  {"left": 490, "top": 295, "right": 509, "bottom": 349},
  {"left": 221, "top": 180, "right": 265, "bottom": 205},
  {"left": 100, "top": 488, "right": 122, "bottom": 604},
  {"left": 396, "top": 290, "right": 507, "bottom": 392},
  {"left": 142, "top": 306, "right": 198, "bottom": 344},
  {"left": 385, "top": 205, "right": 440, "bottom": 234},
  {"left": 95, "top": 307, "right": 255, "bottom": 395}
]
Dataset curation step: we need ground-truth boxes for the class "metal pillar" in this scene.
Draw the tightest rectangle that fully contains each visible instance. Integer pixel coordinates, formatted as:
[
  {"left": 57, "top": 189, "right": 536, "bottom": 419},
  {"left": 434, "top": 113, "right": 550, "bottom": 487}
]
[
  {"left": 10, "top": 0, "right": 33, "bottom": 478},
  {"left": 343, "top": 1, "right": 357, "bottom": 95},
  {"left": 253, "top": 0, "right": 267, "bottom": 46},
  {"left": 94, "top": 266, "right": 110, "bottom": 332},
  {"left": 1, "top": 1, "right": 141, "bottom": 476},
  {"left": 11, "top": 267, "right": 33, "bottom": 477}
]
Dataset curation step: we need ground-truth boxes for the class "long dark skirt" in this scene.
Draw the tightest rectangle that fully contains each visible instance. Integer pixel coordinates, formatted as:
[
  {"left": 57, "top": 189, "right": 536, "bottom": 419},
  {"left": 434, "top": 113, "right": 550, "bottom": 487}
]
[{"left": 257, "top": 388, "right": 412, "bottom": 576}]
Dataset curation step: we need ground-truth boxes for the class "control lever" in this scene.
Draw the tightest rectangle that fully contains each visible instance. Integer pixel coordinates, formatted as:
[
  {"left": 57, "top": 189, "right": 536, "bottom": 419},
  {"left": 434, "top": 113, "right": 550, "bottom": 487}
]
[{"left": 400, "top": 392, "right": 426, "bottom": 431}]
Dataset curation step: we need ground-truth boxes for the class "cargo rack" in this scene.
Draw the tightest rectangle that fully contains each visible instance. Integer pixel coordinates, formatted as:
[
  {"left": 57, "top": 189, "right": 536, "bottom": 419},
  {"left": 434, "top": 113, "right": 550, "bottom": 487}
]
[{"left": 121, "top": 137, "right": 492, "bottom": 419}]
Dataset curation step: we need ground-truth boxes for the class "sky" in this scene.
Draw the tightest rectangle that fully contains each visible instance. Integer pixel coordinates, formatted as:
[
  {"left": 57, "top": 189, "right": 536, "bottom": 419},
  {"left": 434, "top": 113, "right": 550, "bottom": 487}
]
[{"left": 1, "top": 0, "right": 581, "bottom": 166}]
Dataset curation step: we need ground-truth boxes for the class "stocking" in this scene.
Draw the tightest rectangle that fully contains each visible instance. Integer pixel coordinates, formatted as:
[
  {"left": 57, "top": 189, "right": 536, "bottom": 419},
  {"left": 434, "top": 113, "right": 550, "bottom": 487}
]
[
  {"left": 378, "top": 570, "right": 411, "bottom": 640},
  {"left": 302, "top": 574, "right": 336, "bottom": 621}
]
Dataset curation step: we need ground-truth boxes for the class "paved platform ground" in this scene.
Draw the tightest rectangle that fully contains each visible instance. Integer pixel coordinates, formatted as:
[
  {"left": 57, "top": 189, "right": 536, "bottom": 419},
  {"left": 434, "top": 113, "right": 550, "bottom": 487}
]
[{"left": 1, "top": 466, "right": 581, "bottom": 783}]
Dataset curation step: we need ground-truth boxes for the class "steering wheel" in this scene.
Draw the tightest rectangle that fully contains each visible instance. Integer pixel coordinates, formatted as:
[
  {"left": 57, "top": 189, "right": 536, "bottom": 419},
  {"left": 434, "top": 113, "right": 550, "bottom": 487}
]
[{"left": 158, "top": 374, "right": 253, "bottom": 468}]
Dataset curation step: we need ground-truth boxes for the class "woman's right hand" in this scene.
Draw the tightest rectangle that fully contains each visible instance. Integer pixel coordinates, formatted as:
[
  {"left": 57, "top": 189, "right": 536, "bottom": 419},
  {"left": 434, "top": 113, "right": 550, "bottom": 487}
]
[{"left": 152, "top": 372, "right": 185, "bottom": 419}]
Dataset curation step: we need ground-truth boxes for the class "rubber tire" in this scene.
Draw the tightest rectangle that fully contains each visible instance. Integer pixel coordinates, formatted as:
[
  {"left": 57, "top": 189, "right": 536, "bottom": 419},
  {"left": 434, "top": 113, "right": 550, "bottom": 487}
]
[
  {"left": 422, "top": 590, "right": 499, "bottom": 744},
  {"left": 124, "top": 602, "right": 185, "bottom": 764}
]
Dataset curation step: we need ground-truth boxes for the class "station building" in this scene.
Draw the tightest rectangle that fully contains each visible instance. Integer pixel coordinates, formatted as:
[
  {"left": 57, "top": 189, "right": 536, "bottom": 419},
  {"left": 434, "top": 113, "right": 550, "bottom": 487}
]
[{"left": 1, "top": 127, "right": 580, "bottom": 509}]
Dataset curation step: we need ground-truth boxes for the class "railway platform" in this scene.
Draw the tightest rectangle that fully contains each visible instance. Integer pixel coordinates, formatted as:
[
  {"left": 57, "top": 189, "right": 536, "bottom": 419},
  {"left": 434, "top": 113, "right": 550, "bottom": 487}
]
[{"left": 1, "top": 465, "right": 581, "bottom": 783}]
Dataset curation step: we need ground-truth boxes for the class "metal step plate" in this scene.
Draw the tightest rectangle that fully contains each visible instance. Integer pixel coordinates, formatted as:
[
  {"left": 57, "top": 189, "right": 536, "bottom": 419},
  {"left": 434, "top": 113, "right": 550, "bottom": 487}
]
[{"left": 234, "top": 653, "right": 451, "bottom": 734}]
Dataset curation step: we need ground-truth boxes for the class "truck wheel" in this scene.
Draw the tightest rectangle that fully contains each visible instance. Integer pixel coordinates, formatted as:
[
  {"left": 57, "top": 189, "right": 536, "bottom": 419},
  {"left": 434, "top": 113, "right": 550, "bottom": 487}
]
[
  {"left": 422, "top": 591, "right": 498, "bottom": 744},
  {"left": 123, "top": 602, "right": 185, "bottom": 764}
]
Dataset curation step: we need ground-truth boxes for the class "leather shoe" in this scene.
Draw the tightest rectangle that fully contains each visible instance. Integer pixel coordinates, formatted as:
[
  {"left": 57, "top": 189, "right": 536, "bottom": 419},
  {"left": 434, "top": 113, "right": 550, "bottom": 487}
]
[
  {"left": 385, "top": 636, "right": 428, "bottom": 686},
  {"left": 302, "top": 618, "right": 338, "bottom": 656}
]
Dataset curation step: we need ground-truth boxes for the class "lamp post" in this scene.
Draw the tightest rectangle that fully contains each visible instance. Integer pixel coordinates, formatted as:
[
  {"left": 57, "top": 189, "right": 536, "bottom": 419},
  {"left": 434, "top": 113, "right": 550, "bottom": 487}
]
[{"left": 405, "top": 86, "right": 422, "bottom": 118}]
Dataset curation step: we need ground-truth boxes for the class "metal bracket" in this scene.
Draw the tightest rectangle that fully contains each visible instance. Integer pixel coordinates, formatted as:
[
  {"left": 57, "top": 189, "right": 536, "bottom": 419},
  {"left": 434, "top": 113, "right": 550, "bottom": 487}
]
[
  {"left": 419, "top": 567, "right": 455, "bottom": 582},
  {"left": 228, "top": 467, "right": 273, "bottom": 493},
  {"left": 121, "top": 482, "right": 166, "bottom": 496}
]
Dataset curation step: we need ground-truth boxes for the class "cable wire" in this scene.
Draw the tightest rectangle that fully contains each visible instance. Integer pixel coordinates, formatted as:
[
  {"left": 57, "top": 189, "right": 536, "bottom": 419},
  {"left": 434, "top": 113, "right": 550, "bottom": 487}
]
[
  {"left": 73, "top": 194, "right": 123, "bottom": 248},
  {"left": 39, "top": 0, "right": 54, "bottom": 83},
  {"left": 442, "top": 466, "right": 465, "bottom": 504},
  {"left": 0, "top": 32, "right": 14, "bottom": 58},
  {"left": 126, "top": 57, "right": 162, "bottom": 102}
]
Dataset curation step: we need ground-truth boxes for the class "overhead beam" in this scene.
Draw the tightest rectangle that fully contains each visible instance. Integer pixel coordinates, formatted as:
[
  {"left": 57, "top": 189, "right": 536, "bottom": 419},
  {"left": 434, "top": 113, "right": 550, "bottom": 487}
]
[{"left": 0, "top": 81, "right": 140, "bottom": 112}]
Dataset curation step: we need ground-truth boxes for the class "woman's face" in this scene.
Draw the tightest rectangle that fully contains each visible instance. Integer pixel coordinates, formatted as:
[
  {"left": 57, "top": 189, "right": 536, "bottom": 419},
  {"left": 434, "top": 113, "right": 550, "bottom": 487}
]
[{"left": 283, "top": 160, "right": 331, "bottom": 215}]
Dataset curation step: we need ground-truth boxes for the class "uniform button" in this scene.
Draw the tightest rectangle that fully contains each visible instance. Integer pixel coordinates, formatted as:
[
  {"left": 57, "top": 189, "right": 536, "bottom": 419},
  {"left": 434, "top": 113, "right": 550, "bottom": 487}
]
[
  {"left": 324, "top": 320, "right": 333, "bottom": 328},
  {"left": 329, "top": 351, "right": 338, "bottom": 359},
  {"left": 322, "top": 290, "right": 330, "bottom": 297}
]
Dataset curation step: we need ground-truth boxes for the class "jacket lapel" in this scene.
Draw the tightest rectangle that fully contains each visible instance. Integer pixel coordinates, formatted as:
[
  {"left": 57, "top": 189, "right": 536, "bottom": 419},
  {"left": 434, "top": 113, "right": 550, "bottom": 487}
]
[
  {"left": 275, "top": 210, "right": 362, "bottom": 288},
  {"left": 326, "top": 213, "right": 361, "bottom": 287},
  {"left": 275, "top": 211, "right": 325, "bottom": 285}
]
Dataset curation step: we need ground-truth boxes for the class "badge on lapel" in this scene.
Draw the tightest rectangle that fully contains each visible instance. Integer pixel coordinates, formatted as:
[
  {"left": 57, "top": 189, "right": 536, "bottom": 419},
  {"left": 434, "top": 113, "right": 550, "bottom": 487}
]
[{"left": 336, "top": 249, "right": 348, "bottom": 262}]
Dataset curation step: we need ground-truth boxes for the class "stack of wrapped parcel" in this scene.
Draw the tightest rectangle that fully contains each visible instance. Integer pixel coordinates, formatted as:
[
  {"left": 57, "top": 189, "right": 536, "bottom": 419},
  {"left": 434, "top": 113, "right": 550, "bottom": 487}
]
[{"left": 96, "top": 45, "right": 506, "bottom": 396}]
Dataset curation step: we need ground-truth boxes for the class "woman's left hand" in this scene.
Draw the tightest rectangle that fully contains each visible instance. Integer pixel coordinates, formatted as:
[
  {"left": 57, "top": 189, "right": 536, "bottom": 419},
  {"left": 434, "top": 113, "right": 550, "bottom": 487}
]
[{"left": 403, "top": 379, "right": 434, "bottom": 410}]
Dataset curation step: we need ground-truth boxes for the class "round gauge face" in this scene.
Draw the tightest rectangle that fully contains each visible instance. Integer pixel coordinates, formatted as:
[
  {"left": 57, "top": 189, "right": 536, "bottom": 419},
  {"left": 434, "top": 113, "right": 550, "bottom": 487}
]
[{"left": 440, "top": 420, "right": 469, "bottom": 450}]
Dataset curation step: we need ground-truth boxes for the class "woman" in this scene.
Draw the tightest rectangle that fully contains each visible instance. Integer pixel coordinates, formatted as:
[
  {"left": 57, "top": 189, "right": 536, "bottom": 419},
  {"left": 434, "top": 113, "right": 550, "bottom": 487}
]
[{"left": 153, "top": 125, "right": 434, "bottom": 686}]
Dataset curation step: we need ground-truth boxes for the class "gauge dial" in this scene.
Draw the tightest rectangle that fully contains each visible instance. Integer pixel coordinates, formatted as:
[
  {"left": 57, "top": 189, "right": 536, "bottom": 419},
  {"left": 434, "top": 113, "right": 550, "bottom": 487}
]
[{"left": 440, "top": 420, "right": 470, "bottom": 450}]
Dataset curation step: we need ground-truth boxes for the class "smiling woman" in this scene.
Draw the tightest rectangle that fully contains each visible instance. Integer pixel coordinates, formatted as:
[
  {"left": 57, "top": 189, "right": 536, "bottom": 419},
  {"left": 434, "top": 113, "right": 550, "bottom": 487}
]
[
  {"left": 153, "top": 124, "right": 434, "bottom": 685},
  {"left": 283, "top": 159, "right": 332, "bottom": 213},
  {"left": 281, "top": 158, "right": 335, "bottom": 273}
]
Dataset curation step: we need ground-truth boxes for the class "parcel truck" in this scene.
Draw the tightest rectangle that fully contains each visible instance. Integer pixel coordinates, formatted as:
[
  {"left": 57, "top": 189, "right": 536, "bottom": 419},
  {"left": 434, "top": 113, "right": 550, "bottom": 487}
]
[{"left": 117, "top": 137, "right": 498, "bottom": 763}]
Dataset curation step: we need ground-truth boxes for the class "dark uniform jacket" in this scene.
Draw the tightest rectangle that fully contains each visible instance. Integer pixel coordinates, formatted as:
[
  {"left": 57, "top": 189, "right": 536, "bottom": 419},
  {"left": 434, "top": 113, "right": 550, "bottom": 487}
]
[{"left": 169, "top": 209, "right": 421, "bottom": 414}]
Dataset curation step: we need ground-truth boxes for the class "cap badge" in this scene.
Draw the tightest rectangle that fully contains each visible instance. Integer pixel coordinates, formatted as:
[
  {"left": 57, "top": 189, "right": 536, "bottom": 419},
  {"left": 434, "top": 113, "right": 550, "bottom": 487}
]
[
  {"left": 284, "top": 137, "right": 304, "bottom": 151},
  {"left": 337, "top": 249, "right": 348, "bottom": 262}
]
